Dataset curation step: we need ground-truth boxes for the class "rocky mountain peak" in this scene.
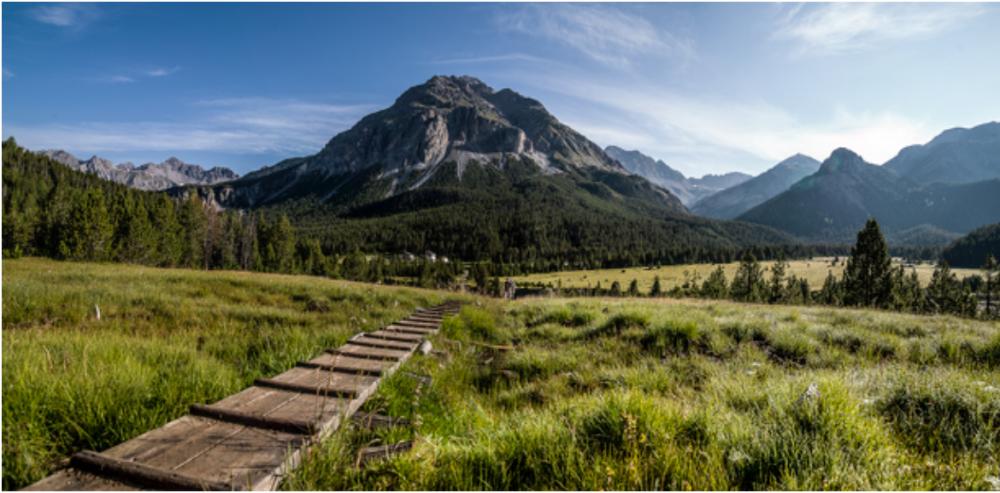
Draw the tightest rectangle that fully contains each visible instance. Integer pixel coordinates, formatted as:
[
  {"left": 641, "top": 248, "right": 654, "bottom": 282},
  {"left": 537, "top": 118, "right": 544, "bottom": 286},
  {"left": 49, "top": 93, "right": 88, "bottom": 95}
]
[
  {"left": 38, "top": 149, "right": 238, "bottom": 190},
  {"left": 819, "top": 148, "right": 868, "bottom": 174},
  {"left": 304, "top": 75, "right": 622, "bottom": 181}
]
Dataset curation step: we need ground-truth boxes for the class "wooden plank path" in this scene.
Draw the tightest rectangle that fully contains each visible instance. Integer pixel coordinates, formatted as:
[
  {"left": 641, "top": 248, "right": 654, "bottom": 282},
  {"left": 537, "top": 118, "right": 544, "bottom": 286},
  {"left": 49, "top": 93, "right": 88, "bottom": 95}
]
[{"left": 24, "top": 301, "right": 462, "bottom": 491}]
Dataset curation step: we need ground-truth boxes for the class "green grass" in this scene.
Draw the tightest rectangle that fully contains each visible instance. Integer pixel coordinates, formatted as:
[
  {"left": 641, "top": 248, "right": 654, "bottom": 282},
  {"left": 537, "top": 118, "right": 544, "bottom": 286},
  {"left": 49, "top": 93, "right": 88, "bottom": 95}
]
[
  {"left": 1, "top": 258, "right": 460, "bottom": 489},
  {"left": 513, "top": 257, "right": 982, "bottom": 293},
  {"left": 5, "top": 259, "right": 1000, "bottom": 490},
  {"left": 287, "top": 298, "right": 1000, "bottom": 490}
]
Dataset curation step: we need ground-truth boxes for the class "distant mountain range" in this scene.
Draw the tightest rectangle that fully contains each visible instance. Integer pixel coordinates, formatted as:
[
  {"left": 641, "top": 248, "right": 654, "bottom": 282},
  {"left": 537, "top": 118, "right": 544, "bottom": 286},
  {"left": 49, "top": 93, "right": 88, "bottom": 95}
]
[
  {"left": 41, "top": 150, "right": 238, "bottom": 191},
  {"left": 691, "top": 153, "right": 820, "bottom": 219},
  {"left": 24, "top": 75, "right": 999, "bottom": 253},
  {"left": 604, "top": 146, "right": 751, "bottom": 205},
  {"left": 738, "top": 141, "right": 1000, "bottom": 243},
  {"left": 183, "top": 75, "right": 793, "bottom": 261},
  {"left": 884, "top": 122, "right": 1000, "bottom": 185}
]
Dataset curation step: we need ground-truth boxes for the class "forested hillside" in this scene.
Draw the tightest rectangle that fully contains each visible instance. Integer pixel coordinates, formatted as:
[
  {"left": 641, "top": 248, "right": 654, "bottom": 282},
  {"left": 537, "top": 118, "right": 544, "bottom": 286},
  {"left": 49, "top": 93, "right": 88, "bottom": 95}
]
[{"left": 941, "top": 223, "right": 1000, "bottom": 268}]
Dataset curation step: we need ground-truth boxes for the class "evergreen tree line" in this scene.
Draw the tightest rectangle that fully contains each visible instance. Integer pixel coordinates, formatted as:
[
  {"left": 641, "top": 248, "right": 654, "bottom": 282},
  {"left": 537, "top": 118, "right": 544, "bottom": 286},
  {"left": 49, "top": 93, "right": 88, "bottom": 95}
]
[
  {"left": 522, "top": 219, "right": 998, "bottom": 319},
  {"left": 2, "top": 139, "right": 465, "bottom": 287}
]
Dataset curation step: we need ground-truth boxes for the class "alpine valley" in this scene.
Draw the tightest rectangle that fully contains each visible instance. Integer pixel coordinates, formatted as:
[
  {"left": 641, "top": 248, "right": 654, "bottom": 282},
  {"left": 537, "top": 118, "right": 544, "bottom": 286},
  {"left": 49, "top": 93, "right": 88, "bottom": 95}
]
[{"left": 178, "top": 75, "right": 797, "bottom": 264}]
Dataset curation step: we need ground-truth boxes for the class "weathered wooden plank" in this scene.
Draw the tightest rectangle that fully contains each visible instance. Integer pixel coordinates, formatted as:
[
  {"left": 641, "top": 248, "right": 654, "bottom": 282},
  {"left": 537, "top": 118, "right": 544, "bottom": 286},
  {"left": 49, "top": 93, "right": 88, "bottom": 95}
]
[
  {"left": 348, "top": 336, "right": 417, "bottom": 351},
  {"left": 327, "top": 345, "right": 409, "bottom": 361},
  {"left": 355, "top": 441, "right": 413, "bottom": 467},
  {"left": 22, "top": 468, "right": 138, "bottom": 490},
  {"left": 254, "top": 378, "right": 358, "bottom": 398},
  {"left": 395, "top": 319, "right": 439, "bottom": 328},
  {"left": 364, "top": 330, "right": 425, "bottom": 343},
  {"left": 69, "top": 450, "right": 231, "bottom": 491},
  {"left": 189, "top": 404, "right": 316, "bottom": 435},
  {"left": 383, "top": 324, "right": 436, "bottom": 335}
]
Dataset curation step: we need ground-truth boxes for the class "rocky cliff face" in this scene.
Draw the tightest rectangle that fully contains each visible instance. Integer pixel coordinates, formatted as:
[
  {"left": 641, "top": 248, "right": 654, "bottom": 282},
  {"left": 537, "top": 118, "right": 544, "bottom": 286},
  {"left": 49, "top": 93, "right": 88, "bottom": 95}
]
[
  {"left": 227, "top": 75, "right": 638, "bottom": 207},
  {"left": 39, "top": 150, "right": 238, "bottom": 190}
]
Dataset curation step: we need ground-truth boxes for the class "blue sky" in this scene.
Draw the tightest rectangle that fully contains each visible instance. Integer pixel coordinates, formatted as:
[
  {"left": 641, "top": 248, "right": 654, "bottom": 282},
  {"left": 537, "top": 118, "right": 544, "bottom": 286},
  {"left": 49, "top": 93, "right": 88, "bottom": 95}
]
[{"left": 3, "top": 2, "right": 999, "bottom": 176}]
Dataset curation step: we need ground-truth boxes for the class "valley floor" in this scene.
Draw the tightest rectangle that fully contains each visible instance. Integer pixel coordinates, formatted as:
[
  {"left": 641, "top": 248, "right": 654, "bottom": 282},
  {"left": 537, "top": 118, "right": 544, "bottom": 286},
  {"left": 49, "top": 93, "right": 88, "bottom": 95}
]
[
  {"left": 513, "top": 257, "right": 982, "bottom": 293},
  {"left": 3, "top": 258, "right": 999, "bottom": 490}
]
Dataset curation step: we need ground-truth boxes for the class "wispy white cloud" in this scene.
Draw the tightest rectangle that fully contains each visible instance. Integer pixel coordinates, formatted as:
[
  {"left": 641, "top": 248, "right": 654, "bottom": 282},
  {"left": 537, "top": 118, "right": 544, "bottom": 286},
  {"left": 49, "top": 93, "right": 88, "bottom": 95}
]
[
  {"left": 430, "top": 53, "right": 549, "bottom": 65},
  {"left": 94, "top": 66, "right": 180, "bottom": 84},
  {"left": 145, "top": 66, "right": 180, "bottom": 77},
  {"left": 775, "top": 3, "right": 986, "bottom": 56},
  {"left": 7, "top": 98, "right": 375, "bottom": 155},
  {"left": 497, "top": 4, "right": 694, "bottom": 68},
  {"left": 528, "top": 75, "right": 935, "bottom": 175},
  {"left": 30, "top": 4, "right": 100, "bottom": 28}
]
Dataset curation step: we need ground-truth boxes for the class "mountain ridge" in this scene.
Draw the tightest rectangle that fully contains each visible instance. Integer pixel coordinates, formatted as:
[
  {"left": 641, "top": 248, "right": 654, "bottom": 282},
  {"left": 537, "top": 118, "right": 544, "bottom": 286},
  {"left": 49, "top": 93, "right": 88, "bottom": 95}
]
[
  {"left": 691, "top": 153, "right": 820, "bottom": 219},
  {"left": 40, "top": 149, "right": 238, "bottom": 191},
  {"left": 738, "top": 147, "right": 1000, "bottom": 243},
  {"left": 603, "top": 145, "right": 751, "bottom": 205}
]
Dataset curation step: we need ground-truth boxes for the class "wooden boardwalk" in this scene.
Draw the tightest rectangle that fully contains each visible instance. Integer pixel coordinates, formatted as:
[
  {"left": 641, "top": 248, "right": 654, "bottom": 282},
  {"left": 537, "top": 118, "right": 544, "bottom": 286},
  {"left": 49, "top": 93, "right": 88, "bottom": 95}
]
[{"left": 24, "top": 302, "right": 462, "bottom": 491}]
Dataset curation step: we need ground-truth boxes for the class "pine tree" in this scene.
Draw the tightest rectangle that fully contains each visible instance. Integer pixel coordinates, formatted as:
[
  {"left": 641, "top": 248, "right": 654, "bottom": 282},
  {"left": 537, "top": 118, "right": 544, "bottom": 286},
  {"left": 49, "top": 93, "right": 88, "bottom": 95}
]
[
  {"left": 730, "top": 253, "right": 765, "bottom": 302},
  {"left": 177, "top": 194, "right": 206, "bottom": 268},
  {"left": 926, "top": 261, "right": 977, "bottom": 316},
  {"left": 984, "top": 255, "right": 997, "bottom": 318},
  {"left": 768, "top": 258, "right": 788, "bottom": 303},
  {"left": 701, "top": 266, "right": 728, "bottom": 299},
  {"left": 650, "top": 275, "right": 663, "bottom": 297},
  {"left": 627, "top": 279, "right": 640, "bottom": 297},
  {"left": 610, "top": 281, "right": 622, "bottom": 296},
  {"left": 818, "top": 270, "right": 842, "bottom": 305},
  {"left": 842, "top": 218, "right": 892, "bottom": 308},
  {"left": 61, "top": 189, "right": 113, "bottom": 261}
]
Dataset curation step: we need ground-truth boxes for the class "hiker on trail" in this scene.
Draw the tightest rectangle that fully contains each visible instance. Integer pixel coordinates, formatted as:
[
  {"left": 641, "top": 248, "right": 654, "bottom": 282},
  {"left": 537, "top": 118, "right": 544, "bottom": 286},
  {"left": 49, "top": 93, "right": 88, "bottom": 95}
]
[{"left": 504, "top": 278, "right": 517, "bottom": 300}]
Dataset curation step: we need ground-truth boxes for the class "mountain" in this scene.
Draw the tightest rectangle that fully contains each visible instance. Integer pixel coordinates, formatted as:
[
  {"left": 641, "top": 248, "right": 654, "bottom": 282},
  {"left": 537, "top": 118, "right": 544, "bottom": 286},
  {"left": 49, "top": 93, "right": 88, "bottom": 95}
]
[
  {"left": 941, "top": 223, "right": 1000, "bottom": 268},
  {"left": 40, "top": 150, "right": 238, "bottom": 191},
  {"left": 603, "top": 146, "right": 750, "bottom": 205},
  {"left": 884, "top": 121, "right": 1000, "bottom": 185},
  {"left": 194, "top": 75, "right": 795, "bottom": 263},
  {"left": 604, "top": 146, "right": 691, "bottom": 202},
  {"left": 738, "top": 148, "right": 1000, "bottom": 243},
  {"left": 691, "top": 154, "right": 820, "bottom": 219},
  {"left": 688, "top": 172, "right": 752, "bottom": 191}
]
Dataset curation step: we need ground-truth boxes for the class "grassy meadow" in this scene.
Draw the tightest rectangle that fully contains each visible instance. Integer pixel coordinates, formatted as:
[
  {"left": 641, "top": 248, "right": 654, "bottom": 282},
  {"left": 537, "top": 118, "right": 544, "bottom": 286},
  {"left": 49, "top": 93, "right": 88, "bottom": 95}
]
[
  {"left": 1, "top": 257, "right": 461, "bottom": 489},
  {"left": 512, "top": 257, "right": 982, "bottom": 293},
  {"left": 4, "top": 258, "right": 999, "bottom": 490},
  {"left": 288, "top": 299, "right": 999, "bottom": 490}
]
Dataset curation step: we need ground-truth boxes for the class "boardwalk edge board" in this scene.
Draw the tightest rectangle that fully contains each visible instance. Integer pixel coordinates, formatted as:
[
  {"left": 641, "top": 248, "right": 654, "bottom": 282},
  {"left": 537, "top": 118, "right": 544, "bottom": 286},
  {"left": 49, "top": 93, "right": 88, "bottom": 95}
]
[{"left": 24, "top": 301, "right": 461, "bottom": 491}]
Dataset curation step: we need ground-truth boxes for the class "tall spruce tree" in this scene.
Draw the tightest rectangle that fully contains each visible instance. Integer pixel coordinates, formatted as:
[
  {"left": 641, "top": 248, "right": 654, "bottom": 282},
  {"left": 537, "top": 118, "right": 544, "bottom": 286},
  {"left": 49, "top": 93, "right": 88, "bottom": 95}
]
[
  {"left": 701, "top": 266, "right": 729, "bottom": 299},
  {"left": 984, "top": 255, "right": 997, "bottom": 318},
  {"left": 842, "top": 218, "right": 892, "bottom": 308},
  {"left": 818, "top": 270, "right": 840, "bottom": 305},
  {"left": 730, "top": 253, "right": 765, "bottom": 302},
  {"left": 650, "top": 276, "right": 663, "bottom": 297}
]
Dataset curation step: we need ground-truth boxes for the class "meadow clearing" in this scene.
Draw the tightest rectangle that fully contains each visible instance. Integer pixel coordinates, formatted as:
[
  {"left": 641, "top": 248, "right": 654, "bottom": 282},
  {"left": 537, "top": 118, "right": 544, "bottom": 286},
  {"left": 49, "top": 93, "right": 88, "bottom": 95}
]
[
  {"left": 0, "top": 257, "right": 458, "bottom": 489},
  {"left": 512, "top": 257, "right": 983, "bottom": 293},
  {"left": 3, "top": 258, "right": 998, "bottom": 490}
]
